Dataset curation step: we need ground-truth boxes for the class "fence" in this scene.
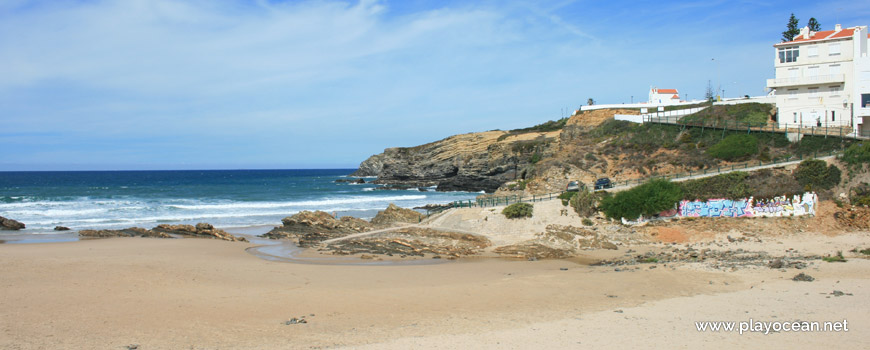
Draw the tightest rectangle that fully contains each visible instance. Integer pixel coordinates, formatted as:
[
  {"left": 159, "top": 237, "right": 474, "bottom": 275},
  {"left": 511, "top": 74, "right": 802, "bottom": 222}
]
[
  {"left": 641, "top": 106, "right": 707, "bottom": 119},
  {"left": 644, "top": 115, "right": 870, "bottom": 139}
]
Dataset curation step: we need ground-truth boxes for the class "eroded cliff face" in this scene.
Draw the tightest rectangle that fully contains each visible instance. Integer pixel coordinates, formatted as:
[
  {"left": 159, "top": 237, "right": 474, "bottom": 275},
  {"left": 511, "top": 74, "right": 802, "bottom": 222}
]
[{"left": 353, "top": 130, "right": 560, "bottom": 193}]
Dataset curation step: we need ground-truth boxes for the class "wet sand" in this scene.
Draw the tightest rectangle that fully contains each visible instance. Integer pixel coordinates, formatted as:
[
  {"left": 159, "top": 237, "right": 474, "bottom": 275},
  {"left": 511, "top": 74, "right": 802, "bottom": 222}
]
[{"left": 0, "top": 237, "right": 867, "bottom": 349}]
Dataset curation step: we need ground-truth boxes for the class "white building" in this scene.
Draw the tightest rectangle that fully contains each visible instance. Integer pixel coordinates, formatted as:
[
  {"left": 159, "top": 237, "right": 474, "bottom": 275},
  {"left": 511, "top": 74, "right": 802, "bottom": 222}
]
[
  {"left": 648, "top": 87, "right": 680, "bottom": 105},
  {"left": 767, "top": 24, "right": 870, "bottom": 137}
]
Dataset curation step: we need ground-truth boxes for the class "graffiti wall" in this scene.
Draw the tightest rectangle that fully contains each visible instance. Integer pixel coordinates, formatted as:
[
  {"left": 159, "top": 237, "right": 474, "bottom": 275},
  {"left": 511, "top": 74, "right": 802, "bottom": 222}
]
[{"left": 679, "top": 192, "right": 817, "bottom": 218}]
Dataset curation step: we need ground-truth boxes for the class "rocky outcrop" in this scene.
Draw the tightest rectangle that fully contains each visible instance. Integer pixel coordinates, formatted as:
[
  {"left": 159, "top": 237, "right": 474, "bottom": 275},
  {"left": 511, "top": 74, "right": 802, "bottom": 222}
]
[
  {"left": 261, "top": 211, "right": 373, "bottom": 246},
  {"left": 78, "top": 223, "right": 247, "bottom": 242},
  {"left": 334, "top": 178, "right": 365, "bottom": 184},
  {"left": 152, "top": 223, "right": 248, "bottom": 242},
  {"left": 323, "top": 227, "right": 491, "bottom": 258},
  {"left": 54, "top": 226, "right": 71, "bottom": 231},
  {"left": 494, "top": 224, "right": 620, "bottom": 259},
  {"left": 0, "top": 216, "right": 25, "bottom": 230},
  {"left": 352, "top": 130, "right": 558, "bottom": 192},
  {"left": 371, "top": 203, "right": 423, "bottom": 226},
  {"left": 79, "top": 227, "right": 171, "bottom": 238}
]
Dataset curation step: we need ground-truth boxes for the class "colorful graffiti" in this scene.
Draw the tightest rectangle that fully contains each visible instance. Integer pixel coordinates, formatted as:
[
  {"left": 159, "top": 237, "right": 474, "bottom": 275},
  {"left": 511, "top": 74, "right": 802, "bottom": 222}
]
[{"left": 678, "top": 192, "right": 817, "bottom": 218}]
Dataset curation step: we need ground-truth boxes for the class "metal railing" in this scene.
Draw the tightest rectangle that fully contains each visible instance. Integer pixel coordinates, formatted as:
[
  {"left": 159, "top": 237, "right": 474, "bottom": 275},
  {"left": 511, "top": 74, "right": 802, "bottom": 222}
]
[{"left": 644, "top": 115, "right": 870, "bottom": 139}]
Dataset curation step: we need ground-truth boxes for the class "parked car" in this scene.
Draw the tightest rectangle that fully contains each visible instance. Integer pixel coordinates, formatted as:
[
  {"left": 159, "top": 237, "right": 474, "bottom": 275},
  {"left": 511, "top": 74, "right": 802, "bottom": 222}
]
[
  {"left": 565, "top": 181, "right": 584, "bottom": 192},
  {"left": 594, "top": 177, "right": 613, "bottom": 190}
]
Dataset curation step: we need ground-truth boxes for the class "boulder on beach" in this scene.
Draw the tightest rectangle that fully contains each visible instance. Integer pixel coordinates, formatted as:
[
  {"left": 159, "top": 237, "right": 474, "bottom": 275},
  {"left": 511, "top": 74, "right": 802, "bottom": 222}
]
[
  {"left": 371, "top": 203, "right": 423, "bottom": 226},
  {"left": 0, "top": 216, "right": 25, "bottom": 230},
  {"left": 54, "top": 226, "right": 71, "bottom": 231},
  {"left": 152, "top": 223, "right": 248, "bottom": 242}
]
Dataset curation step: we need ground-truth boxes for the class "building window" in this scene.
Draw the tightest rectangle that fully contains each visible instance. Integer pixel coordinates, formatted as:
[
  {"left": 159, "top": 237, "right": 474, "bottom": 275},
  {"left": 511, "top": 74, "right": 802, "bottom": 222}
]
[
  {"left": 863, "top": 94, "right": 870, "bottom": 108},
  {"left": 829, "top": 43, "right": 840, "bottom": 56},
  {"left": 807, "top": 46, "right": 818, "bottom": 57},
  {"left": 793, "top": 112, "right": 797, "bottom": 123},
  {"left": 788, "top": 88, "right": 798, "bottom": 100},
  {"left": 778, "top": 46, "right": 799, "bottom": 63},
  {"left": 832, "top": 111, "right": 836, "bottom": 122},
  {"left": 808, "top": 87, "right": 819, "bottom": 98},
  {"left": 807, "top": 66, "right": 819, "bottom": 76},
  {"left": 788, "top": 68, "right": 799, "bottom": 78},
  {"left": 829, "top": 64, "right": 841, "bottom": 75},
  {"left": 829, "top": 85, "right": 841, "bottom": 97}
]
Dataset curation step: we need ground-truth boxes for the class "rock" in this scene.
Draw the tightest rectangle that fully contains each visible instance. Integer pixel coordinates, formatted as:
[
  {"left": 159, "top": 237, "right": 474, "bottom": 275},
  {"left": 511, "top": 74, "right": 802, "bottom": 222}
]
[
  {"left": 261, "top": 211, "right": 372, "bottom": 246},
  {"left": 334, "top": 178, "right": 365, "bottom": 184},
  {"left": 0, "top": 216, "right": 25, "bottom": 230},
  {"left": 54, "top": 226, "right": 71, "bottom": 231},
  {"left": 768, "top": 259, "right": 784, "bottom": 269},
  {"left": 792, "top": 273, "right": 814, "bottom": 282},
  {"left": 78, "top": 227, "right": 171, "bottom": 238},
  {"left": 370, "top": 203, "right": 423, "bottom": 226},
  {"left": 560, "top": 267, "right": 568, "bottom": 271},
  {"left": 351, "top": 131, "right": 550, "bottom": 193},
  {"left": 831, "top": 290, "right": 845, "bottom": 297},
  {"left": 152, "top": 223, "right": 247, "bottom": 242},
  {"left": 285, "top": 317, "right": 307, "bottom": 325}
]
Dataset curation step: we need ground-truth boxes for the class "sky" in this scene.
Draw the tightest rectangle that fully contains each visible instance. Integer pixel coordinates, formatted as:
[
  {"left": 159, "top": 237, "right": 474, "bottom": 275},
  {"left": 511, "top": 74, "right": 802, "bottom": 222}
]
[{"left": 1, "top": 0, "right": 869, "bottom": 170}]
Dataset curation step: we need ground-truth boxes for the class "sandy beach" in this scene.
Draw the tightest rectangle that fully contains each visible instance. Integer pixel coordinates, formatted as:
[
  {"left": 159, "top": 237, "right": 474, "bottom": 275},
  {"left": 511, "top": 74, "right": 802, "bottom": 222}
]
[{"left": 1, "top": 231, "right": 867, "bottom": 349}]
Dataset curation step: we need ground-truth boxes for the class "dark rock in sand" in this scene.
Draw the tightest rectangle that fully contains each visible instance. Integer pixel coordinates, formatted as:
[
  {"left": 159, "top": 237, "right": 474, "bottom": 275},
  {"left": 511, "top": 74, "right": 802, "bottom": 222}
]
[
  {"left": 54, "top": 226, "right": 71, "bottom": 231},
  {"left": 371, "top": 203, "right": 423, "bottom": 226},
  {"left": 792, "top": 273, "right": 814, "bottom": 282},
  {"left": 0, "top": 216, "right": 25, "bottom": 230},
  {"left": 78, "top": 227, "right": 171, "bottom": 238},
  {"left": 152, "top": 223, "right": 248, "bottom": 242}
]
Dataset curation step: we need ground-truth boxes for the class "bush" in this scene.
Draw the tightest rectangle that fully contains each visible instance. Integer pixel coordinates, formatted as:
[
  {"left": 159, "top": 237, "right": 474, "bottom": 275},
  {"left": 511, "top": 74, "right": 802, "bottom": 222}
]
[
  {"left": 558, "top": 191, "right": 577, "bottom": 206},
  {"left": 598, "top": 179, "right": 683, "bottom": 220},
  {"left": 793, "top": 159, "right": 841, "bottom": 190},
  {"left": 502, "top": 203, "right": 533, "bottom": 219},
  {"left": 581, "top": 218, "right": 594, "bottom": 226},
  {"left": 706, "top": 134, "right": 758, "bottom": 160},
  {"left": 841, "top": 142, "right": 870, "bottom": 168},
  {"left": 569, "top": 188, "right": 597, "bottom": 217}
]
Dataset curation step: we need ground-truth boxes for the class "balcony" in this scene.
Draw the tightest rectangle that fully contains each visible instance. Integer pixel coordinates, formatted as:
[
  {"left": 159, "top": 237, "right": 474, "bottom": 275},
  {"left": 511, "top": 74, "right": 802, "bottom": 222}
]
[{"left": 767, "top": 74, "right": 845, "bottom": 88}]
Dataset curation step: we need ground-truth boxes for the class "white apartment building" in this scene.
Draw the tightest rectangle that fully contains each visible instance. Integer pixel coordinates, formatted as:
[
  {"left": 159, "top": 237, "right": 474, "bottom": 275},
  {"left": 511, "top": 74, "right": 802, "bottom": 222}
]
[{"left": 767, "top": 24, "right": 870, "bottom": 137}]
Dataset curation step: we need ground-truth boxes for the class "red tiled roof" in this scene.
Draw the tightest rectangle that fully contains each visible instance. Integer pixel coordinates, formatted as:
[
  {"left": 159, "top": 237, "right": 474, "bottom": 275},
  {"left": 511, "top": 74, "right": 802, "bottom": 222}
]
[
  {"left": 777, "top": 28, "right": 857, "bottom": 46},
  {"left": 671, "top": 94, "right": 680, "bottom": 99},
  {"left": 656, "top": 88, "right": 678, "bottom": 94}
]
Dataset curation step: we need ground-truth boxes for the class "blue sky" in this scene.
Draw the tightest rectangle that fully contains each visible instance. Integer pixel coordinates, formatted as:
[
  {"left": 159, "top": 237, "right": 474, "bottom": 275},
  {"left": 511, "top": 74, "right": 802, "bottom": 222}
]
[{"left": 1, "top": 0, "right": 869, "bottom": 170}]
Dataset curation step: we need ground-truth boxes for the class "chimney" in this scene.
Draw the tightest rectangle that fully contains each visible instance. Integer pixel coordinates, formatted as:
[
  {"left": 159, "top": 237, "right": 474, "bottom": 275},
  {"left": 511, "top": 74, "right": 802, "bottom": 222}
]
[
  {"left": 835, "top": 24, "right": 842, "bottom": 31},
  {"left": 799, "top": 26, "right": 810, "bottom": 40}
]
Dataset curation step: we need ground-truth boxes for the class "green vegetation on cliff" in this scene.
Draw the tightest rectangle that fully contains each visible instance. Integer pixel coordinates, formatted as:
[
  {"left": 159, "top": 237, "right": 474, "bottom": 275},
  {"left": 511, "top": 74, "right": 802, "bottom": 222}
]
[
  {"left": 679, "top": 103, "right": 772, "bottom": 127},
  {"left": 502, "top": 203, "right": 533, "bottom": 219},
  {"left": 599, "top": 179, "right": 683, "bottom": 220}
]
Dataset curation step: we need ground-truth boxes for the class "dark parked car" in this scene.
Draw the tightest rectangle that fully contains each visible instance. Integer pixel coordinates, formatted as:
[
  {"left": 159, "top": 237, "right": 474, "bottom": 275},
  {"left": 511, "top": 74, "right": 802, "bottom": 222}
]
[{"left": 594, "top": 177, "right": 612, "bottom": 190}]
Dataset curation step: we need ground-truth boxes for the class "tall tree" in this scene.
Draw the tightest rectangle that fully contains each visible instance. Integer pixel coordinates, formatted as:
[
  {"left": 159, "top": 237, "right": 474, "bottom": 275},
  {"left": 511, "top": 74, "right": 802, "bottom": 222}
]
[
  {"left": 782, "top": 13, "right": 800, "bottom": 42},
  {"left": 704, "top": 80, "right": 714, "bottom": 101},
  {"left": 587, "top": 98, "right": 595, "bottom": 106},
  {"left": 807, "top": 17, "right": 821, "bottom": 32}
]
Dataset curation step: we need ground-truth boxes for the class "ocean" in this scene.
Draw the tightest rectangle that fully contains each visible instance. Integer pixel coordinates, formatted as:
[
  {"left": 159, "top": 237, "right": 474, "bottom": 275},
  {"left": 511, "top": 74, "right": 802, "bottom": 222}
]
[{"left": 0, "top": 169, "right": 478, "bottom": 239}]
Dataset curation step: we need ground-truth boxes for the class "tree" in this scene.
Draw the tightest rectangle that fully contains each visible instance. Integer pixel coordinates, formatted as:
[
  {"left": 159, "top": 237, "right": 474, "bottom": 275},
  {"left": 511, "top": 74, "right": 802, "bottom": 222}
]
[
  {"left": 587, "top": 98, "right": 595, "bottom": 106},
  {"left": 704, "top": 80, "right": 714, "bottom": 101},
  {"left": 782, "top": 13, "right": 800, "bottom": 42},
  {"left": 807, "top": 17, "right": 821, "bottom": 32}
]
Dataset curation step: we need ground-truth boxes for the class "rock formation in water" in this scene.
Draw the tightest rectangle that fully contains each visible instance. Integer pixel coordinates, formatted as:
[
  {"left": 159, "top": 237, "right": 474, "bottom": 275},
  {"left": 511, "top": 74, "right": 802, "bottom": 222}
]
[
  {"left": 0, "top": 216, "right": 25, "bottom": 230},
  {"left": 79, "top": 227, "right": 171, "bottom": 238}
]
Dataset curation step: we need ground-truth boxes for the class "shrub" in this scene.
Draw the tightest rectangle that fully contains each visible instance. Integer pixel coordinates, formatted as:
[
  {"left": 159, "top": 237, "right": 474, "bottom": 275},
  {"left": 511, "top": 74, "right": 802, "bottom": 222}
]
[
  {"left": 841, "top": 142, "right": 870, "bottom": 168},
  {"left": 822, "top": 251, "right": 846, "bottom": 263},
  {"left": 793, "top": 159, "right": 841, "bottom": 190},
  {"left": 558, "top": 191, "right": 577, "bottom": 206},
  {"left": 706, "top": 134, "right": 758, "bottom": 160},
  {"left": 502, "top": 203, "right": 533, "bottom": 219},
  {"left": 581, "top": 218, "right": 594, "bottom": 226},
  {"left": 598, "top": 179, "right": 683, "bottom": 220},
  {"left": 679, "top": 171, "right": 751, "bottom": 200},
  {"left": 569, "top": 188, "right": 597, "bottom": 217}
]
